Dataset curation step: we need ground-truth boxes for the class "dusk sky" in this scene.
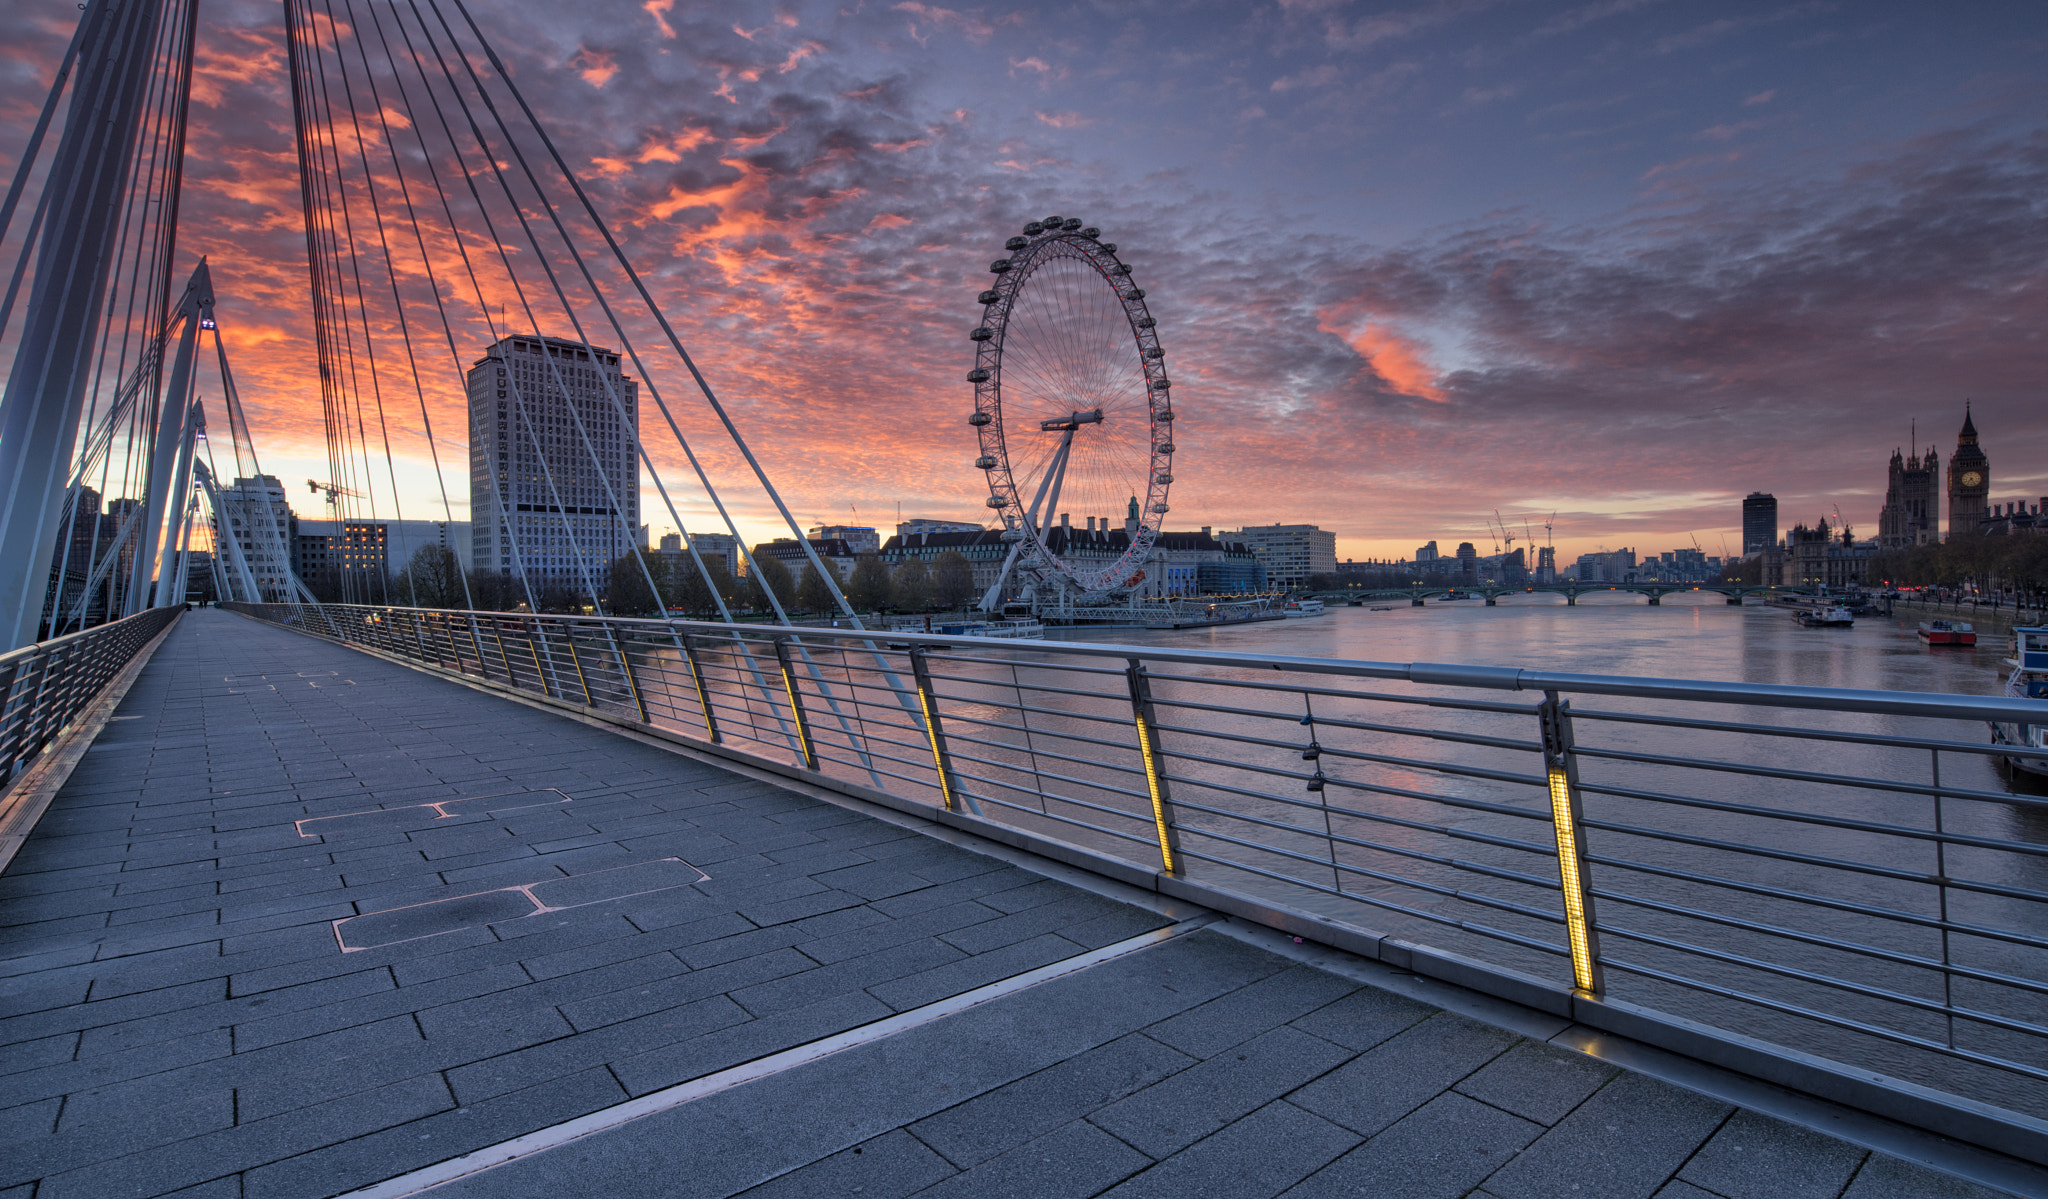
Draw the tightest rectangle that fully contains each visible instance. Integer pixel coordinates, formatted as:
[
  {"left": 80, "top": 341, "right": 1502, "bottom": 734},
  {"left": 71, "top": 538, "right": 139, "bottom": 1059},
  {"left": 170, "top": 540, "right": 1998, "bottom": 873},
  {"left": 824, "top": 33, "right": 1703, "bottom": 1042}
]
[{"left": 3, "top": 0, "right": 2044, "bottom": 564}]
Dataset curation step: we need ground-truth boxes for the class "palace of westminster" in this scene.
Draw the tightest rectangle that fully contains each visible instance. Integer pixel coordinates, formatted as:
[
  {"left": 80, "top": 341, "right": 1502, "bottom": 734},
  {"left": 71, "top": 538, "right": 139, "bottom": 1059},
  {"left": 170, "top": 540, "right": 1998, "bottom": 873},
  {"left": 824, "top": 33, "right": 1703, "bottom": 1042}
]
[{"left": 1757, "top": 405, "right": 2039, "bottom": 589}]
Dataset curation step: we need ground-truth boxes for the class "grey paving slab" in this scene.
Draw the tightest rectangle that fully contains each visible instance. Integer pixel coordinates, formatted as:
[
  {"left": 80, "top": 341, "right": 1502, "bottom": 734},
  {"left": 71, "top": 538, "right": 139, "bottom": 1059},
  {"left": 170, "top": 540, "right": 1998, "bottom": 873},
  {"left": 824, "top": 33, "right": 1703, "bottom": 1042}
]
[
  {"left": 909, "top": 1031, "right": 1196, "bottom": 1168},
  {"left": 736, "top": 1129, "right": 958, "bottom": 1199},
  {"left": 1282, "top": 1092, "right": 1542, "bottom": 1199},
  {"left": 1676, "top": 1108, "right": 1868, "bottom": 1199},
  {"left": 906, "top": 1119, "right": 1149, "bottom": 1199},
  {"left": 1478, "top": 1071, "right": 1733, "bottom": 1199},
  {"left": 1099, "top": 1099, "right": 1360, "bottom": 1199},
  {"left": 1841, "top": 1154, "right": 2017, "bottom": 1198},
  {"left": 1087, "top": 1024, "right": 1356, "bottom": 1158},
  {"left": 1454, "top": 1035, "right": 1621, "bottom": 1126},
  {"left": 1288, "top": 1011, "right": 1519, "bottom": 1137}
]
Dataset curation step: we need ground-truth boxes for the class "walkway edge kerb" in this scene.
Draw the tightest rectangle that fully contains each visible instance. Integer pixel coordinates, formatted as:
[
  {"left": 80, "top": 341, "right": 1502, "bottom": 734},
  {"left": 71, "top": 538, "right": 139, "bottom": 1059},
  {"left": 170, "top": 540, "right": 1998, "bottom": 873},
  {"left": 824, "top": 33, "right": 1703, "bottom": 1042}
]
[
  {"left": 0, "top": 609, "right": 182, "bottom": 876},
  {"left": 231, "top": 609, "right": 2048, "bottom": 1174}
]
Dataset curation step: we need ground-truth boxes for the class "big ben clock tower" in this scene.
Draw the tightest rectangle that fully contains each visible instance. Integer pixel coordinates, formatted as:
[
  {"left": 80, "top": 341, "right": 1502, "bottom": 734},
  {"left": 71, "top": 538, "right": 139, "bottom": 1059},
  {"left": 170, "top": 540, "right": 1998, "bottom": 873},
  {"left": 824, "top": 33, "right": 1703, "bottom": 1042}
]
[{"left": 1947, "top": 403, "right": 1989, "bottom": 538}]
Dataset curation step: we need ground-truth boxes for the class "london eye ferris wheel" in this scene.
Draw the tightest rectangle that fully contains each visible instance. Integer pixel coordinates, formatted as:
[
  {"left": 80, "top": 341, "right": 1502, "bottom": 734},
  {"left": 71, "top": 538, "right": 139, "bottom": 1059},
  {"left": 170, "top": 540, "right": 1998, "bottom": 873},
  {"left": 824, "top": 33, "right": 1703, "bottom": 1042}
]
[{"left": 966, "top": 216, "right": 1176, "bottom": 607}]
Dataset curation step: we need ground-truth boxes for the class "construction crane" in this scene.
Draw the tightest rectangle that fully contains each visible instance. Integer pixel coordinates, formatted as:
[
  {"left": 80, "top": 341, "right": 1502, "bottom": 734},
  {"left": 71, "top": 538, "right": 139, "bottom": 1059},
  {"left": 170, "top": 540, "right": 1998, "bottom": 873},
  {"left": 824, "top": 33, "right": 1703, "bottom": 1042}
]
[
  {"left": 308, "top": 479, "right": 364, "bottom": 508},
  {"left": 1493, "top": 509, "right": 1516, "bottom": 559}
]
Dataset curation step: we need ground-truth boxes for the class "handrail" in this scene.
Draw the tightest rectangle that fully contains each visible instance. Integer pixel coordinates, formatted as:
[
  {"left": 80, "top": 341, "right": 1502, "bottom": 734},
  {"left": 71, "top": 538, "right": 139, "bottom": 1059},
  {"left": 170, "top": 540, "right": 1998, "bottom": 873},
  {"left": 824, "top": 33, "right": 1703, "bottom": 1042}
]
[{"left": 0, "top": 607, "right": 181, "bottom": 788}]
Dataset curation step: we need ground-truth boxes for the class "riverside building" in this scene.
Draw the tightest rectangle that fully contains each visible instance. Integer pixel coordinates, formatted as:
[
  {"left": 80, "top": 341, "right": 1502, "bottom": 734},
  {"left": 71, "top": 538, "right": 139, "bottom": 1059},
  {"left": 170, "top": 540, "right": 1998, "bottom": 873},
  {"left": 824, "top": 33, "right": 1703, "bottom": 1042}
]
[
  {"left": 1226, "top": 524, "right": 1336, "bottom": 590},
  {"left": 468, "top": 336, "right": 640, "bottom": 584}
]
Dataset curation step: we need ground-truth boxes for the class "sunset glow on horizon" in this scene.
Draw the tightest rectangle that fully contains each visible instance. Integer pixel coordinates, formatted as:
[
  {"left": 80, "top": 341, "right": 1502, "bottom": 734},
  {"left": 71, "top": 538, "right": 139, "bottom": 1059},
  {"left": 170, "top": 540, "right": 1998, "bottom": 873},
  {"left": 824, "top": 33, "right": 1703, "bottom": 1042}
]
[{"left": 4, "top": 0, "right": 2043, "bottom": 567}]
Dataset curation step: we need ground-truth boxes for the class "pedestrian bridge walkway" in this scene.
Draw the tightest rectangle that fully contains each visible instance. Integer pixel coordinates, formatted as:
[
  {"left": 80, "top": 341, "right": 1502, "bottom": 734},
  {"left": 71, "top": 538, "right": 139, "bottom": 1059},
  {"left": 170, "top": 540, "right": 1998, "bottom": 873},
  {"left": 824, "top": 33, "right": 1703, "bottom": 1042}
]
[{"left": 0, "top": 611, "right": 2024, "bottom": 1198}]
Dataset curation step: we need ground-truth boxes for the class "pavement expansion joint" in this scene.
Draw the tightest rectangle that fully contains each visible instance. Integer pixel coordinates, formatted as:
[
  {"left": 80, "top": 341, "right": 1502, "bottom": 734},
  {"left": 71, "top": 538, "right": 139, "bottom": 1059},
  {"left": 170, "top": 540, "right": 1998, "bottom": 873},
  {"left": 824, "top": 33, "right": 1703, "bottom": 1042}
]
[
  {"left": 331, "top": 857, "right": 710, "bottom": 951},
  {"left": 293, "top": 787, "right": 574, "bottom": 837},
  {"left": 332, "top": 914, "right": 1219, "bottom": 1199}
]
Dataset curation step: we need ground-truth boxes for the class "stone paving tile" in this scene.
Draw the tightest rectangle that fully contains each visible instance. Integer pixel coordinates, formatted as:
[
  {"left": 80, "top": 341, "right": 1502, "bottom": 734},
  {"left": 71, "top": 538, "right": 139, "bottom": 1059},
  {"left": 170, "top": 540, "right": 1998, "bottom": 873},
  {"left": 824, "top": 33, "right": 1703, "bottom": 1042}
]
[
  {"left": 1288, "top": 1011, "right": 1519, "bottom": 1137},
  {"left": 1676, "top": 1108, "right": 1869, "bottom": 1199},
  {"left": 1840, "top": 1155, "right": 2017, "bottom": 1198},
  {"left": 1453, "top": 1036, "right": 1620, "bottom": 1126},
  {"left": 909, "top": 1032, "right": 1196, "bottom": 1168},
  {"left": 1087, "top": 1024, "right": 1356, "bottom": 1159},
  {"left": 1282, "top": 1092, "right": 1541, "bottom": 1199},
  {"left": 1478, "top": 1071, "right": 1733, "bottom": 1199},
  {"left": 1099, "top": 1098, "right": 1361, "bottom": 1199},
  {"left": 735, "top": 1129, "right": 958, "bottom": 1199},
  {"left": 910, "top": 1119, "right": 1151, "bottom": 1199}
]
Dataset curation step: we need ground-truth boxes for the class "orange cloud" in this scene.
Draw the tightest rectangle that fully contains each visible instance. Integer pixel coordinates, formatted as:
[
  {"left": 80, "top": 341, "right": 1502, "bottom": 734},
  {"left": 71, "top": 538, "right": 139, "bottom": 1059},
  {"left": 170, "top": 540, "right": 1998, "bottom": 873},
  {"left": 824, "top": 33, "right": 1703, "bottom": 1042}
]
[
  {"left": 643, "top": 0, "right": 676, "bottom": 39},
  {"left": 1319, "top": 312, "right": 1447, "bottom": 403},
  {"left": 572, "top": 47, "right": 618, "bottom": 89}
]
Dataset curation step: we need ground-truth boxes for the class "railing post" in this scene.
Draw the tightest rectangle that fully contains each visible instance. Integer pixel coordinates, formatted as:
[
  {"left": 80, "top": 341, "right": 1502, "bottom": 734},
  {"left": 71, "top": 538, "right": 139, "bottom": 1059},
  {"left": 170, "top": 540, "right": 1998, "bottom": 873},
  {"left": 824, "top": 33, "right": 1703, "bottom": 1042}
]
[
  {"left": 679, "top": 632, "right": 720, "bottom": 743},
  {"left": 524, "top": 619, "right": 552, "bottom": 698},
  {"left": 607, "top": 624, "right": 650, "bottom": 723},
  {"left": 490, "top": 618, "right": 516, "bottom": 687},
  {"left": 1124, "top": 659, "right": 1182, "bottom": 876},
  {"left": 909, "top": 647, "right": 962, "bottom": 811},
  {"left": 1538, "top": 690, "right": 1603, "bottom": 996},
  {"left": 773, "top": 637, "right": 818, "bottom": 769},
  {"left": 0, "top": 660, "right": 23, "bottom": 781},
  {"left": 560, "top": 621, "right": 594, "bottom": 705}
]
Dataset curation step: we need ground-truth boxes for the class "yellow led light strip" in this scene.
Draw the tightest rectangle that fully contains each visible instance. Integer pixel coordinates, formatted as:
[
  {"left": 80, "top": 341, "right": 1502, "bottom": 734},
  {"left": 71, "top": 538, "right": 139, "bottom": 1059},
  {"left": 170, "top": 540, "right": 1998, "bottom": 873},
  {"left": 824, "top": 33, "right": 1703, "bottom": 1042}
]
[
  {"left": 1135, "top": 712, "right": 1176, "bottom": 875},
  {"left": 777, "top": 657, "right": 815, "bottom": 769},
  {"left": 915, "top": 685, "right": 955, "bottom": 812},
  {"left": 1548, "top": 766, "right": 1597, "bottom": 992},
  {"left": 683, "top": 646, "right": 717, "bottom": 742}
]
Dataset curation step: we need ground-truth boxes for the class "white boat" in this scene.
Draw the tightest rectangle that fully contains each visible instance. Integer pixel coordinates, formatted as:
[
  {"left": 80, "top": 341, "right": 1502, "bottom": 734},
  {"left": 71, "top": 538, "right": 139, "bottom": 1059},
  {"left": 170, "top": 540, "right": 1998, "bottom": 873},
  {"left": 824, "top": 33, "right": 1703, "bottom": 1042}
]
[
  {"left": 1282, "top": 598, "right": 1327, "bottom": 618},
  {"left": 1795, "top": 605, "right": 1854, "bottom": 627},
  {"left": 1992, "top": 626, "right": 2048, "bottom": 780}
]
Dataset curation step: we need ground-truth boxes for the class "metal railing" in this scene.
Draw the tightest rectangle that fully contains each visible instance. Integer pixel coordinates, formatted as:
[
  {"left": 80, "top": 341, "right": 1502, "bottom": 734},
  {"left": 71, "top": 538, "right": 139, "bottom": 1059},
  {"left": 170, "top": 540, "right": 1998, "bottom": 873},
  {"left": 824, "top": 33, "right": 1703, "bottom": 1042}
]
[
  {"left": 0, "top": 607, "right": 181, "bottom": 790},
  {"left": 224, "top": 601, "right": 2048, "bottom": 1160}
]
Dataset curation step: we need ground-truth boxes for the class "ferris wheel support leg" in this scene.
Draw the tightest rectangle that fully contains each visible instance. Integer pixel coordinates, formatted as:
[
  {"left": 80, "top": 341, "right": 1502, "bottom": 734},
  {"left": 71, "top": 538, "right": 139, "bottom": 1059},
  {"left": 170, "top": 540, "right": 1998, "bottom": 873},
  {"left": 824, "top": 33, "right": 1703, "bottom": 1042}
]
[{"left": 980, "top": 430, "right": 1077, "bottom": 613}]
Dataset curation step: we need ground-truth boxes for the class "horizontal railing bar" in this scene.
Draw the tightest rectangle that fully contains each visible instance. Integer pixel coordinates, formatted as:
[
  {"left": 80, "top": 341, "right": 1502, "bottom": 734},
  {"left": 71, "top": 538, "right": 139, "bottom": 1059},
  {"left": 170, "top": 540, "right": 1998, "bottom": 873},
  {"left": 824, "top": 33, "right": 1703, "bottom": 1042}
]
[
  {"left": 1583, "top": 849, "right": 2048, "bottom": 955},
  {"left": 1161, "top": 767, "right": 1561, "bottom": 858},
  {"left": 942, "top": 748, "right": 1156, "bottom": 813},
  {"left": 1570, "top": 704, "right": 2028, "bottom": 759},
  {"left": 1171, "top": 838, "right": 1573, "bottom": 957},
  {"left": 946, "top": 779, "right": 1163, "bottom": 848},
  {"left": 942, "top": 717, "right": 1152, "bottom": 769},
  {"left": 1174, "top": 818, "right": 1569, "bottom": 927},
  {"left": 1145, "top": 692, "right": 1543, "bottom": 752},
  {"left": 1591, "top": 885, "right": 2048, "bottom": 1000},
  {"left": 1163, "top": 793, "right": 1564, "bottom": 897},
  {"left": 1141, "top": 669, "right": 1544, "bottom": 717},
  {"left": 1575, "top": 775, "right": 2048, "bottom": 859},
  {"left": 1602, "top": 954, "right": 2048, "bottom": 1084},
  {"left": 1578, "top": 744, "right": 2048, "bottom": 817},
  {"left": 1579, "top": 814, "right": 2048, "bottom": 907},
  {"left": 1147, "top": 718, "right": 1549, "bottom": 792}
]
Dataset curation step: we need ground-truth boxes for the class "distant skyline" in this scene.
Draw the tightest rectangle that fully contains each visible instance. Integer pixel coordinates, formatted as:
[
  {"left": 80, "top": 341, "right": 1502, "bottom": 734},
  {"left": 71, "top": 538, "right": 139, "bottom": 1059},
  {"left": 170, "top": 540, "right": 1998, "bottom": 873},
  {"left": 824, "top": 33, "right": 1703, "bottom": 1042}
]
[{"left": 2, "top": 0, "right": 2043, "bottom": 565}]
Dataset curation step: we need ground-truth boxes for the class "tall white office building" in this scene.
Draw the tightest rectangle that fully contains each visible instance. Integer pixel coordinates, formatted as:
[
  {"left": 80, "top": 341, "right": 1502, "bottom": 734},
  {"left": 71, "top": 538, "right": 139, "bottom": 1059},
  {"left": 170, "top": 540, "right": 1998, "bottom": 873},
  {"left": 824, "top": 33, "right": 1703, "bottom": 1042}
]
[
  {"left": 211, "top": 475, "right": 297, "bottom": 599},
  {"left": 468, "top": 336, "right": 640, "bottom": 583}
]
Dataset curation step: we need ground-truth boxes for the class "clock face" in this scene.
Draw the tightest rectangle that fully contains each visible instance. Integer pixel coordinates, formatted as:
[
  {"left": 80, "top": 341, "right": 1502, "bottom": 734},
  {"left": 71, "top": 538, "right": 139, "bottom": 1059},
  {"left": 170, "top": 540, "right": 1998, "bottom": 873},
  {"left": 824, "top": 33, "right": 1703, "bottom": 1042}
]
[{"left": 1962, "top": 471, "right": 1983, "bottom": 489}]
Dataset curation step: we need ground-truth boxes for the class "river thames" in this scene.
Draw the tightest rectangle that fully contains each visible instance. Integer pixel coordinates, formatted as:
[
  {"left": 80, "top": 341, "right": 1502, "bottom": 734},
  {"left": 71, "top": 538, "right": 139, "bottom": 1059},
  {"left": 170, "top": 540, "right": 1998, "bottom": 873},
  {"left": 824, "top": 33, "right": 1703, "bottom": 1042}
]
[
  {"left": 1013, "top": 594, "right": 2048, "bottom": 1116},
  {"left": 1059, "top": 594, "right": 2023, "bottom": 710}
]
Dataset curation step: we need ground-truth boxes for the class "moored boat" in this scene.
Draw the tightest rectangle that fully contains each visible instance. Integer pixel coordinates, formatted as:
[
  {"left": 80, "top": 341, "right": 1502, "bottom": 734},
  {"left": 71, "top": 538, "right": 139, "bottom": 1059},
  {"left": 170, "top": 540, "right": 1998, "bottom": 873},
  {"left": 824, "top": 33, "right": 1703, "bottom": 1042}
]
[
  {"left": 1918, "top": 620, "right": 1976, "bottom": 646},
  {"left": 1282, "top": 598, "right": 1327, "bottom": 618},
  {"left": 1991, "top": 627, "right": 2048, "bottom": 780},
  {"left": 1795, "top": 605, "right": 1855, "bottom": 627}
]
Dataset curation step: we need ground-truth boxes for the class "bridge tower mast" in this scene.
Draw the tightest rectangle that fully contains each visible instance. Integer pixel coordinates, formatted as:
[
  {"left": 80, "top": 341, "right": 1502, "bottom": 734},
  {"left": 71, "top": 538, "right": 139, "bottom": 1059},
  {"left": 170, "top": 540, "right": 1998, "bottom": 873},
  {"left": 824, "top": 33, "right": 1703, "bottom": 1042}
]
[{"left": 0, "top": 0, "right": 183, "bottom": 649}]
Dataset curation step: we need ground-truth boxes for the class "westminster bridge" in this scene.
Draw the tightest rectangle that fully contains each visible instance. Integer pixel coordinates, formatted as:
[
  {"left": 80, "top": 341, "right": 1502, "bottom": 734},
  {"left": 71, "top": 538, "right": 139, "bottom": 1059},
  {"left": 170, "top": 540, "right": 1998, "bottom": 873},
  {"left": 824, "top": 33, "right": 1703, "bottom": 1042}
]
[{"left": 1310, "top": 583, "right": 1836, "bottom": 606}]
